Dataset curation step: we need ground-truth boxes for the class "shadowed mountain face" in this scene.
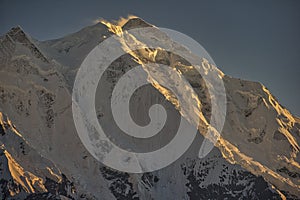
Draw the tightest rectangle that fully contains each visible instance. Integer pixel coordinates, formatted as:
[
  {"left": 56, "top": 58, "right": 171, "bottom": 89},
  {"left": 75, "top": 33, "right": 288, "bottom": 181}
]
[{"left": 0, "top": 17, "right": 299, "bottom": 200}]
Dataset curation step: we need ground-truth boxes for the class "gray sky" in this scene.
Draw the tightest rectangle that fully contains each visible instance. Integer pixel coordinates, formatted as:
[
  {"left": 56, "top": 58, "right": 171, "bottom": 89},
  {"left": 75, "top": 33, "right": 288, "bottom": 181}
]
[{"left": 0, "top": 0, "right": 299, "bottom": 116}]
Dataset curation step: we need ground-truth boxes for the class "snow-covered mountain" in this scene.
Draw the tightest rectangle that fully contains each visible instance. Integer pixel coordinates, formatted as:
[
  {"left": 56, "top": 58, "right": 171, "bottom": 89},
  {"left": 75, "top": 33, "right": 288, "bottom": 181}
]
[{"left": 0, "top": 17, "right": 299, "bottom": 200}]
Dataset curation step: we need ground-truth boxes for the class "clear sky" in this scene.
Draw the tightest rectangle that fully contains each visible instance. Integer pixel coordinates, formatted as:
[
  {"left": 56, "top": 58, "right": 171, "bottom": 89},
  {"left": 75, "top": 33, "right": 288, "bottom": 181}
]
[{"left": 1, "top": 0, "right": 299, "bottom": 115}]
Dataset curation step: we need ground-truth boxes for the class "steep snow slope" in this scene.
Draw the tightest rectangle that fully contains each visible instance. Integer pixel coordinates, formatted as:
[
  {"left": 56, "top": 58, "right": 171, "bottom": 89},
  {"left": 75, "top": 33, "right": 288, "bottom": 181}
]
[
  {"left": 0, "top": 17, "right": 298, "bottom": 199},
  {"left": 38, "top": 23, "right": 111, "bottom": 88},
  {"left": 100, "top": 18, "right": 300, "bottom": 197}
]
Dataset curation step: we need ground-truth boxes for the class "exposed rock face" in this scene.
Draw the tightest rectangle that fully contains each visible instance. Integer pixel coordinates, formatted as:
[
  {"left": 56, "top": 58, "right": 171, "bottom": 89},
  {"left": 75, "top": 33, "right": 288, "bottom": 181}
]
[
  {"left": 0, "top": 113, "right": 76, "bottom": 200},
  {"left": 0, "top": 17, "right": 299, "bottom": 199},
  {"left": 0, "top": 26, "right": 48, "bottom": 63}
]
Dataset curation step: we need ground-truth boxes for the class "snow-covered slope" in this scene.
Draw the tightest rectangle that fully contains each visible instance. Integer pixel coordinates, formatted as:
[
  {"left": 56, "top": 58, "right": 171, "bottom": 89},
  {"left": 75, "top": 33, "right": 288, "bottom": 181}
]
[
  {"left": 0, "top": 26, "right": 114, "bottom": 199},
  {"left": 100, "top": 18, "right": 300, "bottom": 197},
  {"left": 37, "top": 23, "right": 111, "bottom": 88},
  {"left": 0, "top": 17, "right": 299, "bottom": 199}
]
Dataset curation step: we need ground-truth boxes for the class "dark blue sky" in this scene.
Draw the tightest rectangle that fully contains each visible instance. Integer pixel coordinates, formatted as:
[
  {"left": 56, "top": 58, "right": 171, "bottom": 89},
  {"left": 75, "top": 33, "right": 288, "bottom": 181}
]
[{"left": 1, "top": 0, "right": 299, "bottom": 115}]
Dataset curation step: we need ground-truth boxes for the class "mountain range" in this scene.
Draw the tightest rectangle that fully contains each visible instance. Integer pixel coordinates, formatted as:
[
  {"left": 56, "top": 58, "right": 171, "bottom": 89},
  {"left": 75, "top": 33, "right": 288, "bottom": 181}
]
[{"left": 0, "top": 17, "right": 299, "bottom": 200}]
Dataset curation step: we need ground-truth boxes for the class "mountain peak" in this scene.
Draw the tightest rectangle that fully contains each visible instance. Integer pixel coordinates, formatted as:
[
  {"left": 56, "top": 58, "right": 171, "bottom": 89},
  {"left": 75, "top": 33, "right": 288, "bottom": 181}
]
[
  {"left": 122, "top": 17, "right": 152, "bottom": 30},
  {"left": 6, "top": 25, "right": 28, "bottom": 41},
  {"left": 3, "top": 26, "right": 49, "bottom": 63}
]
